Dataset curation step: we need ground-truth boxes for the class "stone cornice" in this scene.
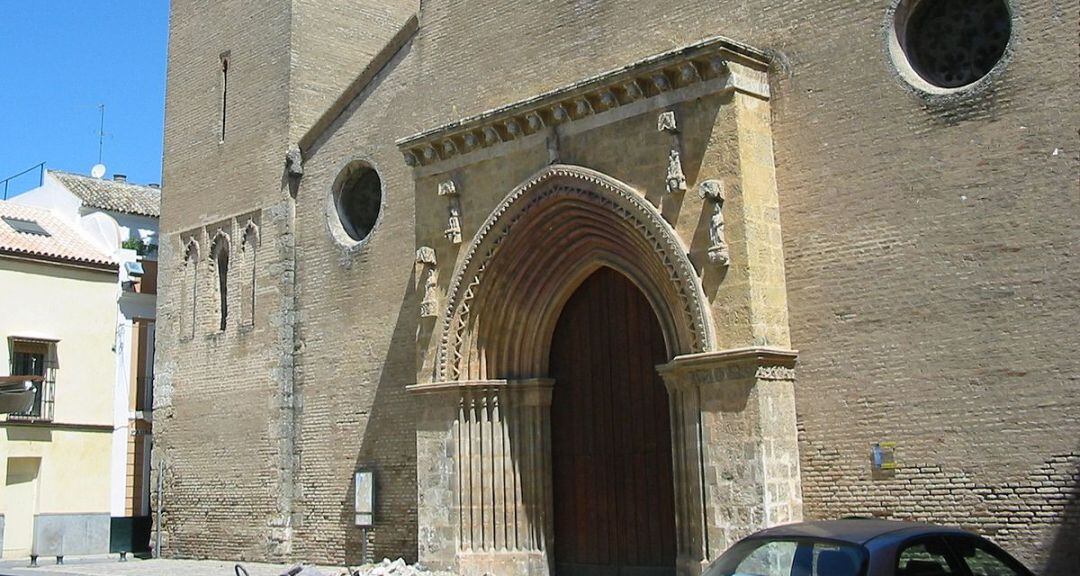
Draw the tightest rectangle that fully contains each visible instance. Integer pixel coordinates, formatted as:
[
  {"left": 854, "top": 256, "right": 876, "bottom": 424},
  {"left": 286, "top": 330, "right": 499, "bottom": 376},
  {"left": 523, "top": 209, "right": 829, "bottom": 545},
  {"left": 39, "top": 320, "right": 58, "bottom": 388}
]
[
  {"left": 658, "top": 347, "right": 798, "bottom": 386},
  {"left": 408, "top": 378, "right": 555, "bottom": 407},
  {"left": 407, "top": 378, "right": 554, "bottom": 394},
  {"left": 396, "top": 35, "right": 770, "bottom": 168}
]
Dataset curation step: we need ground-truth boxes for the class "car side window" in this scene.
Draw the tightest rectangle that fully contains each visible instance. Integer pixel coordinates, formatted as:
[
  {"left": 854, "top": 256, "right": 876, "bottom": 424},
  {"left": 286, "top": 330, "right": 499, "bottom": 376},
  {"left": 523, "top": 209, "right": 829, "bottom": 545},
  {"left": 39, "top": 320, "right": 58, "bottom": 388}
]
[
  {"left": 947, "top": 537, "right": 1028, "bottom": 576},
  {"left": 705, "top": 539, "right": 864, "bottom": 576},
  {"left": 731, "top": 540, "right": 798, "bottom": 575},
  {"left": 896, "top": 537, "right": 959, "bottom": 576}
]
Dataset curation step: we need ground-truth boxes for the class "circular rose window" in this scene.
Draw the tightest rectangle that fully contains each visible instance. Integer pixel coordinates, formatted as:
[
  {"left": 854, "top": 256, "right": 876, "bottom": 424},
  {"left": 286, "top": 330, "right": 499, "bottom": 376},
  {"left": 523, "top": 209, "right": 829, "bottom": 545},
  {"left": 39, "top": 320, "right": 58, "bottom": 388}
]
[
  {"left": 891, "top": 0, "right": 1011, "bottom": 91},
  {"left": 333, "top": 164, "right": 382, "bottom": 243}
]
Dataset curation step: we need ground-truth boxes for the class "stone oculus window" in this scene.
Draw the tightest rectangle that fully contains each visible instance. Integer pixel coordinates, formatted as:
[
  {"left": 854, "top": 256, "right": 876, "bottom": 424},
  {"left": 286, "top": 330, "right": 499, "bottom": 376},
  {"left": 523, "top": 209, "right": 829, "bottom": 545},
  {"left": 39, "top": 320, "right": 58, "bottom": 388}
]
[
  {"left": 889, "top": 0, "right": 1011, "bottom": 93},
  {"left": 329, "top": 162, "right": 383, "bottom": 246}
]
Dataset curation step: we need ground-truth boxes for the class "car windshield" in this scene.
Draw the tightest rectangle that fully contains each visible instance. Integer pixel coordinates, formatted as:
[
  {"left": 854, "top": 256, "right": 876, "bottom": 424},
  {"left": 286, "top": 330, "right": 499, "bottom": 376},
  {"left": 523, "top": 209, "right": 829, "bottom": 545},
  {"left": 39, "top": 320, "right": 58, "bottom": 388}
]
[{"left": 704, "top": 538, "right": 867, "bottom": 576}]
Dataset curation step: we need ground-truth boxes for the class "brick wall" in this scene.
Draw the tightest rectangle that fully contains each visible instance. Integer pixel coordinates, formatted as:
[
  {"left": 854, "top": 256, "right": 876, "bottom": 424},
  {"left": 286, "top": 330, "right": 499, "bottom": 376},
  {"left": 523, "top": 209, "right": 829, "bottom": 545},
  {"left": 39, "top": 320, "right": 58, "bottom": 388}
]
[{"left": 159, "top": 0, "right": 1079, "bottom": 571}]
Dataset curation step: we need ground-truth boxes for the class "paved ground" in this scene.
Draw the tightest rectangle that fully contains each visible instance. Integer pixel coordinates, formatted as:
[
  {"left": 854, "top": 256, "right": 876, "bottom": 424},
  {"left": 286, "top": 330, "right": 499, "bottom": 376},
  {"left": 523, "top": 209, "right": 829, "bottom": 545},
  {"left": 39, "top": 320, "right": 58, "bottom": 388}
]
[{"left": 0, "top": 556, "right": 347, "bottom": 576}]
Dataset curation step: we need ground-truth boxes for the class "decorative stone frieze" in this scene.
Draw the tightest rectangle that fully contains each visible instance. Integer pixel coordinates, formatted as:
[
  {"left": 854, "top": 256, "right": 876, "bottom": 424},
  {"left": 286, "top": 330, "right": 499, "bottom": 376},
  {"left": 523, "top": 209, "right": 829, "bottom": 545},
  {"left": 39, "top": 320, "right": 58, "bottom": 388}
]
[
  {"left": 438, "top": 179, "right": 462, "bottom": 244},
  {"left": 416, "top": 246, "right": 439, "bottom": 318},
  {"left": 396, "top": 35, "right": 770, "bottom": 167},
  {"left": 697, "top": 179, "right": 729, "bottom": 265}
]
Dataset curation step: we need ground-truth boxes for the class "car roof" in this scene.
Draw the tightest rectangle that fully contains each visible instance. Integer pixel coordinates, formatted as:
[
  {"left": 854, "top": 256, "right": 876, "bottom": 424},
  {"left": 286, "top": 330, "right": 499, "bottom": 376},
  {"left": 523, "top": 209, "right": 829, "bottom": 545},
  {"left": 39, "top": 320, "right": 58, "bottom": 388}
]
[{"left": 743, "top": 519, "right": 971, "bottom": 546}]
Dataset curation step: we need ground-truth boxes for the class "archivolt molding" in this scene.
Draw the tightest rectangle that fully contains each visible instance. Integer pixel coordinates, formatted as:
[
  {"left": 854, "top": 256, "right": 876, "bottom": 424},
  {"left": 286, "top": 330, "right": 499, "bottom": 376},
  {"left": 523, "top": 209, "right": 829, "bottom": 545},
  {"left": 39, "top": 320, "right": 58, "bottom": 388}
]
[{"left": 437, "top": 164, "right": 716, "bottom": 381}]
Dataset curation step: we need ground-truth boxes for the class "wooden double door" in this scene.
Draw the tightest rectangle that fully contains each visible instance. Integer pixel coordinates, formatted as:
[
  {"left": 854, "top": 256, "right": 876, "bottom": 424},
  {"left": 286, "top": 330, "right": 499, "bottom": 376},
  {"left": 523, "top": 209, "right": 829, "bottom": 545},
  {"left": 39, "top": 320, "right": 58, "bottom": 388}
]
[{"left": 549, "top": 268, "right": 677, "bottom": 576}]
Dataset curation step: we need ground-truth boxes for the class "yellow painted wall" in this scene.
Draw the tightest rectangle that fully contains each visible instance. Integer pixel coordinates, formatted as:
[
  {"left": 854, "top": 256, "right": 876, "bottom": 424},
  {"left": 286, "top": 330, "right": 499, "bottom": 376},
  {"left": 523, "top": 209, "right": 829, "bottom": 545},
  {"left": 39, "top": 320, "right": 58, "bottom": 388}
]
[
  {"left": 0, "top": 257, "right": 118, "bottom": 557},
  {"left": 0, "top": 429, "right": 112, "bottom": 513},
  {"left": 0, "top": 258, "right": 117, "bottom": 425}
]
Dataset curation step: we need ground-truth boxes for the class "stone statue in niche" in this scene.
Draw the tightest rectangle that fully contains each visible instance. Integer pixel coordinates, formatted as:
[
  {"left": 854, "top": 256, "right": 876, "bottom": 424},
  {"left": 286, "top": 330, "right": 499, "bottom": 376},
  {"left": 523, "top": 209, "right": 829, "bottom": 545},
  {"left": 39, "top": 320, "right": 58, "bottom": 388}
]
[
  {"left": 445, "top": 201, "right": 462, "bottom": 244},
  {"left": 698, "top": 179, "right": 730, "bottom": 266},
  {"left": 438, "top": 179, "right": 462, "bottom": 244},
  {"left": 658, "top": 111, "right": 687, "bottom": 195},
  {"left": 416, "top": 246, "right": 439, "bottom": 318},
  {"left": 666, "top": 149, "right": 687, "bottom": 195}
]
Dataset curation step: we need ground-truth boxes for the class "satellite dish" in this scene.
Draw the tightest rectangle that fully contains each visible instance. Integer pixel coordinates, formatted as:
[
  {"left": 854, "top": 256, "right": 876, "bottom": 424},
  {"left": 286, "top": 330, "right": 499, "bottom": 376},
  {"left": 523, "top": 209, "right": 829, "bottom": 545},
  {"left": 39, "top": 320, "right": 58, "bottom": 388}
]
[{"left": 91, "top": 163, "right": 106, "bottom": 179}]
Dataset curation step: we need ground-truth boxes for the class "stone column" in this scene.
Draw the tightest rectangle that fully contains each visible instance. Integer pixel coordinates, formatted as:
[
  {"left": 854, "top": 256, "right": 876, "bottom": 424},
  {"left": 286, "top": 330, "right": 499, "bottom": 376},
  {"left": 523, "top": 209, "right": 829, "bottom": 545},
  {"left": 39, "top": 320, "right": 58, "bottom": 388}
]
[
  {"left": 411, "top": 379, "right": 554, "bottom": 576},
  {"left": 659, "top": 347, "right": 803, "bottom": 576}
]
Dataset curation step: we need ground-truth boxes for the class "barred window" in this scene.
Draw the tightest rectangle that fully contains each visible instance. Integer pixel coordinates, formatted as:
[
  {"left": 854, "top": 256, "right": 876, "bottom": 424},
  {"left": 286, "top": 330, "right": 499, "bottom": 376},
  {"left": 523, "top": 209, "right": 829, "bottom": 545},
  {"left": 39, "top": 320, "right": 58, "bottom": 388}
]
[{"left": 8, "top": 338, "right": 57, "bottom": 421}]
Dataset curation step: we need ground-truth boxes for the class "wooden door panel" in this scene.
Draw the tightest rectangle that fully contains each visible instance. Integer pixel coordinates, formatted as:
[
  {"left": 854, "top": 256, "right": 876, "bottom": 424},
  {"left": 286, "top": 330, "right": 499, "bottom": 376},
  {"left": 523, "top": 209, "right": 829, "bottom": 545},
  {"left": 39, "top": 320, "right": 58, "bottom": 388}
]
[{"left": 550, "top": 268, "right": 676, "bottom": 576}]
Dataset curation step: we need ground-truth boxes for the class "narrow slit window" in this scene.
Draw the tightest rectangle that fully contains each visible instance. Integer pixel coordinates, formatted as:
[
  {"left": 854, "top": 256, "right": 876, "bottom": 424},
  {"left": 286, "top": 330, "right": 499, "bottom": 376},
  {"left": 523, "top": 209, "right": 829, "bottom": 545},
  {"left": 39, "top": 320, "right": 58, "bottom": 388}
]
[
  {"left": 182, "top": 238, "right": 200, "bottom": 340},
  {"left": 213, "top": 238, "right": 230, "bottom": 331},
  {"left": 219, "top": 54, "right": 230, "bottom": 142},
  {"left": 241, "top": 221, "right": 259, "bottom": 328}
]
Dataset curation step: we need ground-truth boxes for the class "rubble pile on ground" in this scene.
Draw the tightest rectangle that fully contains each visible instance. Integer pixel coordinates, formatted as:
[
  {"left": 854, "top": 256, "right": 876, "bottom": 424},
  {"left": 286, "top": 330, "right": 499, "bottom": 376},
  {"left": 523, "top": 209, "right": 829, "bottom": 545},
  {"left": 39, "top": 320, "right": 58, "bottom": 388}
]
[{"left": 346, "top": 558, "right": 453, "bottom": 576}]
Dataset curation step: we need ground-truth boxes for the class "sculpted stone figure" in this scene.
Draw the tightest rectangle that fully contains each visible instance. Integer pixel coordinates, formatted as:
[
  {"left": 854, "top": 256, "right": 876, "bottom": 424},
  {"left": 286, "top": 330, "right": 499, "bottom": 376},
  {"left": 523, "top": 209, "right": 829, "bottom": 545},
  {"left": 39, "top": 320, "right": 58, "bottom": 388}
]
[
  {"left": 666, "top": 148, "right": 687, "bottom": 195},
  {"left": 439, "top": 180, "right": 462, "bottom": 245},
  {"left": 445, "top": 199, "right": 462, "bottom": 244},
  {"left": 698, "top": 179, "right": 730, "bottom": 265},
  {"left": 659, "top": 111, "right": 686, "bottom": 194},
  {"left": 416, "top": 247, "right": 439, "bottom": 318}
]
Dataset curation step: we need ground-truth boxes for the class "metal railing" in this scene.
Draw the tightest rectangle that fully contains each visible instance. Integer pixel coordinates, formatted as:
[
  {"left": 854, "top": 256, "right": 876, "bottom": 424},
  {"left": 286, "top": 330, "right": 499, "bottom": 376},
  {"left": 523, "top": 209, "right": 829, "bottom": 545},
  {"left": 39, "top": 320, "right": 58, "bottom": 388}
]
[
  {"left": 7, "top": 376, "right": 55, "bottom": 422},
  {"left": 1, "top": 162, "right": 45, "bottom": 200}
]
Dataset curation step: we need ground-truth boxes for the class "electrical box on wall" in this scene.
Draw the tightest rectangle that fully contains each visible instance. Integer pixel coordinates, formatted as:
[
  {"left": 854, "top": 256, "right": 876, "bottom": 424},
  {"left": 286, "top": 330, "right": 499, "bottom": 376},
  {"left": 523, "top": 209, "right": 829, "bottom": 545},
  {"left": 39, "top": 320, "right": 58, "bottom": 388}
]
[
  {"left": 871, "top": 442, "right": 897, "bottom": 471},
  {"left": 355, "top": 470, "right": 373, "bottom": 526}
]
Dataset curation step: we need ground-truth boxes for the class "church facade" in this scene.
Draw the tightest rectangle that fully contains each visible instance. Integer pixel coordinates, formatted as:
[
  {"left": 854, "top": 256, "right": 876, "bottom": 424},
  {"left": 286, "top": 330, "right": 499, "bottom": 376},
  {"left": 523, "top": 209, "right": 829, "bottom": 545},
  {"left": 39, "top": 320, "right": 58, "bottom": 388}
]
[{"left": 153, "top": 1, "right": 1078, "bottom": 575}]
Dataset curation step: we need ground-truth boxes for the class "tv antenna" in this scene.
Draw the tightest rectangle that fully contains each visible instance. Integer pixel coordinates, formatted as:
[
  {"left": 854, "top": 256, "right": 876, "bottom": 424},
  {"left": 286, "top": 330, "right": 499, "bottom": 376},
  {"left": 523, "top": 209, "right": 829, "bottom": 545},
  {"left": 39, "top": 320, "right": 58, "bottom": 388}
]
[{"left": 91, "top": 104, "right": 108, "bottom": 178}]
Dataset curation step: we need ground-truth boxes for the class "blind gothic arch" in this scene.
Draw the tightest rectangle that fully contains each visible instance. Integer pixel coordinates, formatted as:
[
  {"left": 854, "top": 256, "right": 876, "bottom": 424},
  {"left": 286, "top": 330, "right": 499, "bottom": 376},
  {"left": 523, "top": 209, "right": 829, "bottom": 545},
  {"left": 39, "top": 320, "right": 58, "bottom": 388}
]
[{"left": 436, "top": 164, "right": 716, "bottom": 382}]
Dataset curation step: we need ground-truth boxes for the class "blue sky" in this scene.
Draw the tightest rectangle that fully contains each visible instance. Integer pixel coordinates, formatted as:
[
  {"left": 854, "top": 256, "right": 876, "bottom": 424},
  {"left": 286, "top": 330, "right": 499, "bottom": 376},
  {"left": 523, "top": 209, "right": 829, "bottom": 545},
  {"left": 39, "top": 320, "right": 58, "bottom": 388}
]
[{"left": 0, "top": 1, "right": 170, "bottom": 196}]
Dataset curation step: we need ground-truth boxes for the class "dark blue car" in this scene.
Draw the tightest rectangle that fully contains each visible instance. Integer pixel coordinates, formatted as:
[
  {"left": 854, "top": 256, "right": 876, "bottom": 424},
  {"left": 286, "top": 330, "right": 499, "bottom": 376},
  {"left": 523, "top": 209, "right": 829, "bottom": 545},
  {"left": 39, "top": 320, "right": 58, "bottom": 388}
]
[{"left": 704, "top": 519, "right": 1034, "bottom": 576}]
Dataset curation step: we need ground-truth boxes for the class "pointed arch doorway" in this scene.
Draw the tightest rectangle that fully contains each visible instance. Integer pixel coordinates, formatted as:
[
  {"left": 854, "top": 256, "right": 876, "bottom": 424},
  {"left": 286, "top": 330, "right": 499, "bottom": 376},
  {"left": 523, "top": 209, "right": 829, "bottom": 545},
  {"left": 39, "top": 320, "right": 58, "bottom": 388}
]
[
  {"left": 412, "top": 165, "right": 735, "bottom": 576},
  {"left": 549, "top": 267, "right": 677, "bottom": 576}
]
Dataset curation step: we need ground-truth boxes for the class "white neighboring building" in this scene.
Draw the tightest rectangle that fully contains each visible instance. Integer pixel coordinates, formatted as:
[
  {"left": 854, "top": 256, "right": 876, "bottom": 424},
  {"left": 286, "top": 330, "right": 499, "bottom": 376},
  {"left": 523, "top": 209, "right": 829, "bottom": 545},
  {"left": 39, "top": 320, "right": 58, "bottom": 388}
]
[{"left": 12, "top": 170, "right": 160, "bottom": 524}]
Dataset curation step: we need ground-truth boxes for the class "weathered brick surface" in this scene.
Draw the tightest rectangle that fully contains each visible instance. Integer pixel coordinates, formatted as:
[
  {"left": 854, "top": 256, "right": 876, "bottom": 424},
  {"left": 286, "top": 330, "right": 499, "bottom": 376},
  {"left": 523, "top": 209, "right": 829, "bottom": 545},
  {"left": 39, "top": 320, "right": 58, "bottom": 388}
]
[{"left": 157, "top": 0, "right": 1079, "bottom": 572}]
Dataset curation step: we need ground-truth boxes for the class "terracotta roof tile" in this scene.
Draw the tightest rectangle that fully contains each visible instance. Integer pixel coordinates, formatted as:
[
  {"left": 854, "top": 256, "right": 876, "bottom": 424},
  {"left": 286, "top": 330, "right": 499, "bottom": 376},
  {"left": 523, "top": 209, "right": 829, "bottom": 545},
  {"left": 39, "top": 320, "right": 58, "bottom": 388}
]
[
  {"left": 51, "top": 170, "right": 160, "bottom": 217},
  {"left": 0, "top": 201, "right": 116, "bottom": 269}
]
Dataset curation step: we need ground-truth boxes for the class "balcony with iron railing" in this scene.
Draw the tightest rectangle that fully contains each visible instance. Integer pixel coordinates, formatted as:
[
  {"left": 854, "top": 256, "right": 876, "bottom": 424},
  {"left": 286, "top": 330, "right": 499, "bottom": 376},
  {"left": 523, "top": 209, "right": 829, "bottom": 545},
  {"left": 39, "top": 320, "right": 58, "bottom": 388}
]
[{"left": 5, "top": 376, "right": 54, "bottom": 422}]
